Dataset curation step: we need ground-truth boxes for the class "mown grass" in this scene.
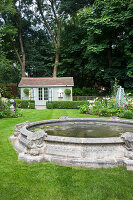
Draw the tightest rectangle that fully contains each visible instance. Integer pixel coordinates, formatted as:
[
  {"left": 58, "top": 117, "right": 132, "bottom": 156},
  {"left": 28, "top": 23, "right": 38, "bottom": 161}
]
[{"left": 0, "top": 109, "right": 133, "bottom": 200}]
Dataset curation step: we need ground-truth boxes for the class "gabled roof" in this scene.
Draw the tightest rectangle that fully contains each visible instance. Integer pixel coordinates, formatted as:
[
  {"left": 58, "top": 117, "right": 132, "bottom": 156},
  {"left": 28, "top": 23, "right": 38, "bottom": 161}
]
[{"left": 19, "top": 77, "right": 74, "bottom": 87}]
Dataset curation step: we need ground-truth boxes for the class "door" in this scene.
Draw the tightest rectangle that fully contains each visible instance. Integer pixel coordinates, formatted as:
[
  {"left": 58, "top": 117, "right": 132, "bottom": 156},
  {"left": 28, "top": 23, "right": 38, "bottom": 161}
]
[{"left": 37, "top": 87, "right": 49, "bottom": 106}]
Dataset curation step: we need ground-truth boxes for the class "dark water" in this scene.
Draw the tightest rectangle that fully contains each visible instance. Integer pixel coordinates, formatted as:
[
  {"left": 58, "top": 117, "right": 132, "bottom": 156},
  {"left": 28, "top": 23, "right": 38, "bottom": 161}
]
[{"left": 30, "top": 121, "right": 133, "bottom": 138}]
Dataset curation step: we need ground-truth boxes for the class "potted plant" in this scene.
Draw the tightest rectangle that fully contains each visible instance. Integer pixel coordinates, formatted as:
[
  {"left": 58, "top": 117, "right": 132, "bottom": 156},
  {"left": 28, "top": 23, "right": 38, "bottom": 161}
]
[
  {"left": 23, "top": 88, "right": 29, "bottom": 96},
  {"left": 64, "top": 89, "right": 71, "bottom": 96}
]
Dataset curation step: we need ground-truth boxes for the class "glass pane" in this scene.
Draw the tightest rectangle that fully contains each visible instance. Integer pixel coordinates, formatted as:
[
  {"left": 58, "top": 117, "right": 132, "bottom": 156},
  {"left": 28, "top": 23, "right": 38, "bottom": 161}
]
[
  {"left": 39, "top": 88, "right": 42, "bottom": 100},
  {"left": 44, "top": 88, "right": 48, "bottom": 100}
]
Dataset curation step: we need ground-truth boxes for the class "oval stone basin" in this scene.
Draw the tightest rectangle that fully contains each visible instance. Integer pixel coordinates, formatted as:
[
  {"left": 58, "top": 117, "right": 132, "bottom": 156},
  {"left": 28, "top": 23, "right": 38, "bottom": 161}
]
[{"left": 9, "top": 118, "right": 133, "bottom": 171}]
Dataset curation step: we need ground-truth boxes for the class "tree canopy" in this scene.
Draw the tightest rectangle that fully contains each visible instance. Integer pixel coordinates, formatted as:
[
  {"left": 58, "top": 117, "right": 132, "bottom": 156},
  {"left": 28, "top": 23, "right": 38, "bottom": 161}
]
[{"left": 0, "top": 0, "right": 133, "bottom": 91}]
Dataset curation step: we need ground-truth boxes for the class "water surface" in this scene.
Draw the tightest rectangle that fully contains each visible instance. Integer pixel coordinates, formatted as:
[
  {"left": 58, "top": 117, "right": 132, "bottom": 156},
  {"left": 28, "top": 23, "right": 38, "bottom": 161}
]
[{"left": 30, "top": 121, "right": 133, "bottom": 138}]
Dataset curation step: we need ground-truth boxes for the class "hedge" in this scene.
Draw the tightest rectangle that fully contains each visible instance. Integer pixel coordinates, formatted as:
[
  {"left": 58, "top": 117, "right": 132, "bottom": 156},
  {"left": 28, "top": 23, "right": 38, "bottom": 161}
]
[
  {"left": 10, "top": 99, "right": 35, "bottom": 109},
  {"left": 46, "top": 101, "right": 89, "bottom": 109}
]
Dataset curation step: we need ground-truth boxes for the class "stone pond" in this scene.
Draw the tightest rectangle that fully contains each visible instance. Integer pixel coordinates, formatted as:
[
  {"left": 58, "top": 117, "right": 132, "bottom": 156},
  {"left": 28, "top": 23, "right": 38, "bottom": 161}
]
[{"left": 9, "top": 117, "right": 133, "bottom": 170}]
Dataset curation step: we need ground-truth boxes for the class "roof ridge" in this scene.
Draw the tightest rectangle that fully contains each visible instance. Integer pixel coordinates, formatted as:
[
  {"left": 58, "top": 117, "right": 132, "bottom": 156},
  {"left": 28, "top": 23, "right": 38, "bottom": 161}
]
[{"left": 22, "top": 77, "right": 73, "bottom": 78}]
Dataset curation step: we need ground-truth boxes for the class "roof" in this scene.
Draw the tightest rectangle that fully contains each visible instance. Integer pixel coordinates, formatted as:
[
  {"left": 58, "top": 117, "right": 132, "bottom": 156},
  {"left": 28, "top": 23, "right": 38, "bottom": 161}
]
[{"left": 19, "top": 77, "right": 74, "bottom": 87}]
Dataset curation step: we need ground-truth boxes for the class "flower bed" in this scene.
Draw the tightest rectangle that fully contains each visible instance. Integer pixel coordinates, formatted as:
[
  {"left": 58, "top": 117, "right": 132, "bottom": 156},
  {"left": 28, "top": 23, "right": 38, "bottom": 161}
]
[
  {"left": 80, "top": 95, "right": 133, "bottom": 119},
  {"left": 0, "top": 98, "right": 22, "bottom": 118}
]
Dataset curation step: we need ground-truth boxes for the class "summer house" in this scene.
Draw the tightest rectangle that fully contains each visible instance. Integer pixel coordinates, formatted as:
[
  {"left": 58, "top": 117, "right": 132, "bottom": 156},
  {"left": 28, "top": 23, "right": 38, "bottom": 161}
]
[{"left": 19, "top": 77, "right": 74, "bottom": 108}]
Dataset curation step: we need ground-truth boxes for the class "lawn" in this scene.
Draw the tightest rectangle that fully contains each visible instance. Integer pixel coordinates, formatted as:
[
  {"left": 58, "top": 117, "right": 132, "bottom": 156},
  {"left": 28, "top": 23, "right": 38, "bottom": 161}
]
[{"left": 0, "top": 109, "right": 133, "bottom": 200}]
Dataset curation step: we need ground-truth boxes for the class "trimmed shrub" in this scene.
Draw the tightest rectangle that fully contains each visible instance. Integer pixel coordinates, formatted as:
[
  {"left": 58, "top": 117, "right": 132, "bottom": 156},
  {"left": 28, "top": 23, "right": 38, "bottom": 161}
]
[
  {"left": 23, "top": 88, "right": 29, "bottom": 96},
  {"left": 10, "top": 99, "right": 35, "bottom": 109},
  {"left": 64, "top": 89, "right": 71, "bottom": 95},
  {"left": 46, "top": 101, "right": 89, "bottom": 109},
  {"left": 21, "top": 101, "right": 29, "bottom": 108},
  {"left": 29, "top": 103, "right": 35, "bottom": 109}
]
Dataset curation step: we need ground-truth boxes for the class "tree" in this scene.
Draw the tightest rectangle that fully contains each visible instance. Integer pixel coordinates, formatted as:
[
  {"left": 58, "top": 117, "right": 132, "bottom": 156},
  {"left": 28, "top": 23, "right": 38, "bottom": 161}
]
[
  {"left": 0, "top": 36, "right": 21, "bottom": 83},
  {"left": 0, "top": 0, "right": 27, "bottom": 77},
  {"left": 78, "top": 0, "right": 133, "bottom": 89},
  {"left": 24, "top": 29, "right": 54, "bottom": 77},
  {"left": 35, "top": 0, "right": 92, "bottom": 77},
  {"left": 59, "top": 16, "right": 91, "bottom": 87}
]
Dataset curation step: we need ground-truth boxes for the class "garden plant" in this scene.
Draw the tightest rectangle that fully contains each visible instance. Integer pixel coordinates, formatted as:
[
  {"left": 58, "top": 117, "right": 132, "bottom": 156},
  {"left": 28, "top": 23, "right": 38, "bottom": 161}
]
[
  {"left": 80, "top": 94, "right": 133, "bottom": 119},
  {"left": 0, "top": 98, "right": 22, "bottom": 118}
]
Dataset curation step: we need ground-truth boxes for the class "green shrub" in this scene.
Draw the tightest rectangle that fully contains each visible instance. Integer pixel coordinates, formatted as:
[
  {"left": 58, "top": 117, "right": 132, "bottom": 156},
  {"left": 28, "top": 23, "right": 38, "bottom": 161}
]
[
  {"left": 46, "top": 101, "right": 89, "bottom": 109},
  {"left": 29, "top": 103, "right": 35, "bottom": 109},
  {"left": 72, "top": 87, "right": 99, "bottom": 96},
  {"left": 119, "top": 110, "right": 133, "bottom": 119},
  {"left": 64, "top": 89, "right": 71, "bottom": 95},
  {"left": 10, "top": 99, "right": 35, "bottom": 109},
  {"left": 23, "top": 88, "right": 29, "bottom": 96},
  {"left": 21, "top": 101, "right": 29, "bottom": 108},
  {"left": 79, "top": 104, "right": 89, "bottom": 114},
  {"left": 79, "top": 96, "right": 133, "bottom": 119},
  {"left": 0, "top": 86, "right": 13, "bottom": 98},
  {"left": 72, "top": 88, "right": 82, "bottom": 96}
]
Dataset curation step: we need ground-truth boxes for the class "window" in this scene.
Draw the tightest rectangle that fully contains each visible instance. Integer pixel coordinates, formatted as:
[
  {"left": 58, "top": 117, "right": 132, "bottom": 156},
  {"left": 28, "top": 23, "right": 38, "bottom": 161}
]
[
  {"left": 38, "top": 88, "right": 48, "bottom": 100},
  {"left": 39, "top": 88, "right": 42, "bottom": 100},
  {"left": 44, "top": 88, "right": 48, "bottom": 100}
]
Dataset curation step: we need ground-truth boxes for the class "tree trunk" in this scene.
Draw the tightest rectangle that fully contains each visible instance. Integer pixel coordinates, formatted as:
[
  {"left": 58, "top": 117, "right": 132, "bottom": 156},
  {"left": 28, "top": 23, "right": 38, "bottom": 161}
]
[
  {"left": 53, "top": 51, "right": 59, "bottom": 77},
  {"left": 9, "top": 36, "right": 26, "bottom": 77},
  {"left": 21, "top": 62, "right": 26, "bottom": 77},
  {"left": 19, "top": 31, "right": 26, "bottom": 77},
  {"left": 53, "top": 21, "right": 61, "bottom": 77}
]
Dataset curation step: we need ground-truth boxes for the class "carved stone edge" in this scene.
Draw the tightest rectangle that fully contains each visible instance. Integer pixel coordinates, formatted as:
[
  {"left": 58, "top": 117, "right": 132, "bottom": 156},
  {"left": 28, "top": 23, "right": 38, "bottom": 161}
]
[
  {"left": 18, "top": 153, "right": 44, "bottom": 163},
  {"left": 123, "top": 159, "right": 133, "bottom": 171},
  {"left": 14, "top": 121, "right": 31, "bottom": 137}
]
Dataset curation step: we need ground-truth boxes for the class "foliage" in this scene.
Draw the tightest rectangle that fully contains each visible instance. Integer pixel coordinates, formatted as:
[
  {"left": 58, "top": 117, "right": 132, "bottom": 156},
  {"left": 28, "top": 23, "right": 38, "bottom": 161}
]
[
  {"left": 73, "top": 87, "right": 99, "bottom": 96},
  {"left": 59, "top": 19, "right": 90, "bottom": 87},
  {"left": 80, "top": 96, "right": 133, "bottom": 119},
  {"left": 0, "top": 61, "right": 21, "bottom": 84},
  {"left": 119, "top": 110, "right": 133, "bottom": 119},
  {"left": 23, "top": 88, "right": 29, "bottom": 96},
  {"left": 79, "top": 104, "right": 89, "bottom": 114},
  {"left": 11, "top": 99, "right": 35, "bottom": 109},
  {"left": 0, "top": 0, "right": 133, "bottom": 91},
  {"left": 24, "top": 29, "right": 54, "bottom": 77},
  {"left": 34, "top": 0, "right": 92, "bottom": 76},
  {"left": 29, "top": 103, "right": 35, "bottom": 109},
  {"left": 0, "top": 86, "right": 13, "bottom": 98},
  {"left": 46, "top": 101, "right": 89, "bottom": 109},
  {"left": 78, "top": 0, "right": 133, "bottom": 90},
  {"left": 0, "top": 98, "right": 22, "bottom": 118},
  {"left": 64, "top": 88, "right": 71, "bottom": 95}
]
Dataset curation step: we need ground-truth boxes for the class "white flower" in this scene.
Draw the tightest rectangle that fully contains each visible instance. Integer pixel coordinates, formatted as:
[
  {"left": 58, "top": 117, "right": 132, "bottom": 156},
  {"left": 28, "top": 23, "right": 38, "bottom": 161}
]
[
  {"left": 10, "top": 99, "right": 14, "bottom": 103},
  {"left": 88, "top": 100, "right": 95, "bottom": 104},
  {"left": 89, "top": 105, "right": 93, "bottom": 108}
]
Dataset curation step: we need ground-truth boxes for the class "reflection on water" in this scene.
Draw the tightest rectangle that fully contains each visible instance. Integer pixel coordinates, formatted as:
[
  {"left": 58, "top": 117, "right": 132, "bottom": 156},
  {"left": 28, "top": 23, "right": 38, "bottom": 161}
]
[{"left": 31, "top": 122, "right": 133, "bottom": 138}]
